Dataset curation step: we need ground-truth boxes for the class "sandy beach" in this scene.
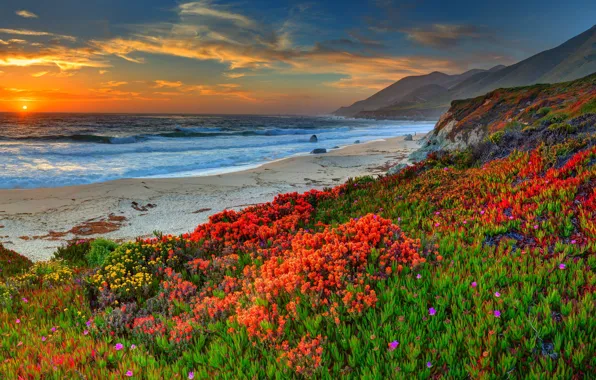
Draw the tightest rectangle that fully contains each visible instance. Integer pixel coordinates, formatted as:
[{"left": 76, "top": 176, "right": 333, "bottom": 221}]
[{"left": 0, "top": 135, "right": 423, "bottom": 261}]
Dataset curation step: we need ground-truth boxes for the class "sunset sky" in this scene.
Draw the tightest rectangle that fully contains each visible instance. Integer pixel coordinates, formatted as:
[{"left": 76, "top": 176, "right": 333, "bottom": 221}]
[{"left": 0, "top": 0, "right": 595, "bottom": 114}]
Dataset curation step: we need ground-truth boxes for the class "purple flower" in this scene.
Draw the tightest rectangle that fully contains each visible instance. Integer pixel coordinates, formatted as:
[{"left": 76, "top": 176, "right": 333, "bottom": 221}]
[
  {"left": 51, "top": 327, "right": 57, "bottom": 332},
  {"left": 86, "top": 319, "right": 92, "bottom": 327},
  {"left": 41, "top": 336, "right": 47, "bottom": 342},
  {"left": 494, "top": 292, "right": 501, "bottom": 298},
  {"left": 471, "top": 282, "right": 477, "bottom": 288},
  {"left": 83, "top": 330, "right": 89, "bottom": 335},
  {"left": 427, "top": 361, "right": 432, "bottom": 368},
  {"left": 494, "top": 310, "right": 501, "bottom": 318},
  {"left": 416, "top": 274, "right": 422, "bottom": 279},
  {"left": 115, "top": 343, "right": 124, "bottom": 351},
  {"left": 125, "top": 370, "right": 133, "bottom": 377},
  {"left": 15, "top": 319, "right": 20, "bottom": 324},
  {"left": 559, "top": 263, "right": 566, "bottom": 270},
  {"left": 571, "top": 240, "right": 577, "bottom": 244},
  {"left": 388, "top": 341, "right": 399, "bottom": 351},
  {"left": 22, "top": 297, "right": 28, "bottom": 303},
  {"left": 188, "top": 372, "right": 195, "bottom": 379},
  {"left": 130, "top": 344, "right": 137, "bottom": 350},
  {"left": 533, "top": 225, "right": 539, "bottom": 230},
  {"left": 429, "top": 307, "right": 436, "bottom": 316}
]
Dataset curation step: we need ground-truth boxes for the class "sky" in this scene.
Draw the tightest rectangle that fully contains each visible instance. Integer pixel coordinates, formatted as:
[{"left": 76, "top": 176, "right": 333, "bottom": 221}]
[{"left": 0, "top": 0, "right": 594, "bottom": 114}]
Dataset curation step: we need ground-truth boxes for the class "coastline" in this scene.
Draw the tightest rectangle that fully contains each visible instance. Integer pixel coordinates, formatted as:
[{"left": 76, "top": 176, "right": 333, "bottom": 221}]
[{"left": 0, "top": 134, "right": 424, "bottom": 260}]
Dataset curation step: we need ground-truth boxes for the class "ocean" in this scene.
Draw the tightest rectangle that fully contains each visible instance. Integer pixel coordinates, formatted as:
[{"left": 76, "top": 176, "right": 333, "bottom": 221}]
[{"left": 0, "top": 113, "right": 434, "bottom": 189}]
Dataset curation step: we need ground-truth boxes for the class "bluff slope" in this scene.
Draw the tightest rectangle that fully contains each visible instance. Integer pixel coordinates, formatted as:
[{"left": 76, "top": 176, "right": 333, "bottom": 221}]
[{"left": 411, "top": 72, "right": 596, "bottom": 162}]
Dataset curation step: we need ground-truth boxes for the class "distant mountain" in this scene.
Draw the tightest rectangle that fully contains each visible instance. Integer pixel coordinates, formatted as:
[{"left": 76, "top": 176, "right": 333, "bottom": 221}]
[
  {"left": 334, "top": 24, "right": 596, "bottom": 120},
  {"left": 333, "top": 69, "right": 493, "bottom": 117}
]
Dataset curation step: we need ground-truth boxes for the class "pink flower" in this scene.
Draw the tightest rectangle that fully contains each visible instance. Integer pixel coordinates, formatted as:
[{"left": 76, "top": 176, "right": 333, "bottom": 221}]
[
  {"left": 41, "top": 336, "right": 47, "bottom": 342},
  {"left": 494, "top": 310, "right": 501, "bottom": 318},
  {"left": 429, "top": 307, "right": 436, "bottom": 316},
  {"left": 559, "top": 263, "right": 566, "bottom": 270},
  {"left": 480, "top": 210, "right": 485, "bottom": 215},
  {"left": 434, "top": 223, "right": 440, "bottom": 227},
  {"left": 125, "top": 370, "right": 133, "bottom": 377},
  {"left": 130, "top": 344, "right": 137, "bottom": 350},
  {"left": 51, "top": 327, "right": 57, "bottom": 332},
  {"left": 15, "top": 319, "right": 20, "bottom": 324},
  {"left": 494, "top": 292, "right": 501, "bottom": 298},
  {"left": 471, "top": 282, "right": 477, "bottom": 288},
  {"left": 533, "top": 225, "right": 538, "bottom": 230},
  {"left": 463, "top": 220, "right": 467, "bottom": 224},
  {"left": 22, "top": 297, "right": 28, "bottom": 303},
  {"left": 509, "top": 216, "right": 514, "bottom": 220},
  {"left": 115, "top": 343, "right": 124, "bottom": 351},
  {"left": 416, "top": 274, "right": 422, "bottom": 279},
  {"left": 388, "top": 341, "right": 399, "bottom": 351},
  {"left": 571, "top": 240, "right": 577, "bottom": 244},
  {"left": 83, "top": 330, "right": 89, "bottom": 335},
  {"left": 188, "top": 372, "right": 195, "bottom": 379}
]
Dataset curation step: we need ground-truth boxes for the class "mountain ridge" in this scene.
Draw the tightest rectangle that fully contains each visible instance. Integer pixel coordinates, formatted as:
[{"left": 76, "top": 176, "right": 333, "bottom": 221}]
[{"left": 334, "top": 24, "right": 596, "bottom": 120}]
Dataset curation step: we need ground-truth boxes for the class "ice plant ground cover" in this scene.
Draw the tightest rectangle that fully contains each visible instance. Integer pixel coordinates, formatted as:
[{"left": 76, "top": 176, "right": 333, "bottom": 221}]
[
  {"left": 1, "top": 135, "right": 595, "bottom": 378},
  {"left": 1, "top": 75, "right": 596, "bottom": 377}
]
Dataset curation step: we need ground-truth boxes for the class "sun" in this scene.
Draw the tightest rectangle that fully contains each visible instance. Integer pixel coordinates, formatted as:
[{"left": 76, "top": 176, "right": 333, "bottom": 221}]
[{"left": 22, "top": 105, "right": 28, "bottom": 110}]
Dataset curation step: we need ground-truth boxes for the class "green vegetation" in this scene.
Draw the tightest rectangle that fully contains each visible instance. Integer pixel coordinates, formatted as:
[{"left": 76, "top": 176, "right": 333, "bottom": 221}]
[{"left": 86, "top": 238, "right": 119, "bottom": 267}]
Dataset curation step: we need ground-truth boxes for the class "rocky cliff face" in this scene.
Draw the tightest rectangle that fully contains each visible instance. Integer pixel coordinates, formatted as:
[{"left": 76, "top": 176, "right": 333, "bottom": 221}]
[{"left": 410, "top": 72, "right": 596, "bottom": 162}]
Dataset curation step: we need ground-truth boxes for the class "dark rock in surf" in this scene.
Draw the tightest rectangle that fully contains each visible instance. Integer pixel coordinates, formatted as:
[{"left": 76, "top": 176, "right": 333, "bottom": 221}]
[
  {"left": 311, "top": 148, "right": 327, "bottom": 154},
  {"left": 310, "top": 135, "right": 318, "bottom": 143}
]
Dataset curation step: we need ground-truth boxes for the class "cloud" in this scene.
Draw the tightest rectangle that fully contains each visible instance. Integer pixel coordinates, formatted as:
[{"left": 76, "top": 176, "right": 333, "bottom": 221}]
[
  {"left": 31, "top": 71, "right": 48, "bottom": 77},
  {"left": 16, "top": 10, "right": 39, "bottom": 19},
  {"left": 0, "top": 46, "right": 110, "bottom": 70},
  {"left": 223, "top": 72, "right": 245, "bottom": 79},
  {"left": 178, "top": 1, "right": 254, "bottom": 27},
  {"left": 0, "top": 28, "right": 76, "bottom": 42},
  {"left": 153, "top": 80, "right": 183, "bottom": 88},
  {"left": 99, "top": 70, "right": 109, "bottom": 75},
  {"left": 183, "top": 83, "right": 256, "bottom": 100},
  {"left": 101, "top": 81, "right": 128, "bottom": 87},
  {"left": 402, "top": 24, "right": 492, "bottom": 48}
]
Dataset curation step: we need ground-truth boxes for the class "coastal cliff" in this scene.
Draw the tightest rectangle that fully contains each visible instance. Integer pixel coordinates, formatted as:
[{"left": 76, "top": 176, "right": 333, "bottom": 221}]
[{"left": 411, "top": 72, "right": 596, "bottom": 161}]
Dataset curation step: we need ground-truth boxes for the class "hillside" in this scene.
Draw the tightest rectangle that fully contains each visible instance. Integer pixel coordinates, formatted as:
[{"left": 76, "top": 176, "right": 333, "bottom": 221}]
[
  {"left": 1, "top": 76, "right": 596, "bottom": 377},
  {"left": 337, "top": 25, "right": 596, "bottom": 120},
  {"left": 333, "top": 69, "right": 493, "bottom": 117},
  {"left": 412, "top": 72, "right": 596, "bottom": 161}
]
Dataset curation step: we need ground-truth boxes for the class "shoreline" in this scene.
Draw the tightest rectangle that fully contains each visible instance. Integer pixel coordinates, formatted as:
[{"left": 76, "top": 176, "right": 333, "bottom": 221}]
[{"left": 0, "top": 135, "right": 424, "bottom": 261}]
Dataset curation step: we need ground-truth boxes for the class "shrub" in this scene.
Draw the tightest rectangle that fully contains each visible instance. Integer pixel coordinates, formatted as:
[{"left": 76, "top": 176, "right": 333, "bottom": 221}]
[
  {"left": 487, "top": 130, "right": 505, "bottom": 144},
  {"left": 548, "top": 122, "right": 577, "bottom": 134},
  {"left": 535, "top": 106, "right": 551, "bottom": 117},
  {"left": 0, "top": 244, "right": 33, "bottom": 279},
  {"left": 53, "top": 240, "right": 91, "bottom": 265},
  {"left": 580, "top": 98, "right": 596, "bottom": 114},
  {"left": 86, "top": 239, "right": 119, "bottom": 267},
  {"left": 538, "top": 112, "right": 569, "bottom": 126},
  {"left": 13, "top": 260, "right": 74, "bottom": 289}
]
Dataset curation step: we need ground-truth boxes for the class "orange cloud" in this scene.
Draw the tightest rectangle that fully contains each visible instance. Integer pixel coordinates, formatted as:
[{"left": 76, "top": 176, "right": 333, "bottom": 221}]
[
  {"left": 31, "top": 71, "right": 49, "bottom": 77},
  {"left": 153, "top": 80, "right": 183, "bottom": 88},
  {"left": 0, "top": 47, "right": 110, "bottom": 70},
  {"left": 101, "top": 81, "right": 128, "bottom": 87}
]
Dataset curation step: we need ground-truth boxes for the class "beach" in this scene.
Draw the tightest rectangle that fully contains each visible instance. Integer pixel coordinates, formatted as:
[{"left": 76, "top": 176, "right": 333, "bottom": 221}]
[{"left": 0, "top": 135, "right": 423, "bottom": 261}]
